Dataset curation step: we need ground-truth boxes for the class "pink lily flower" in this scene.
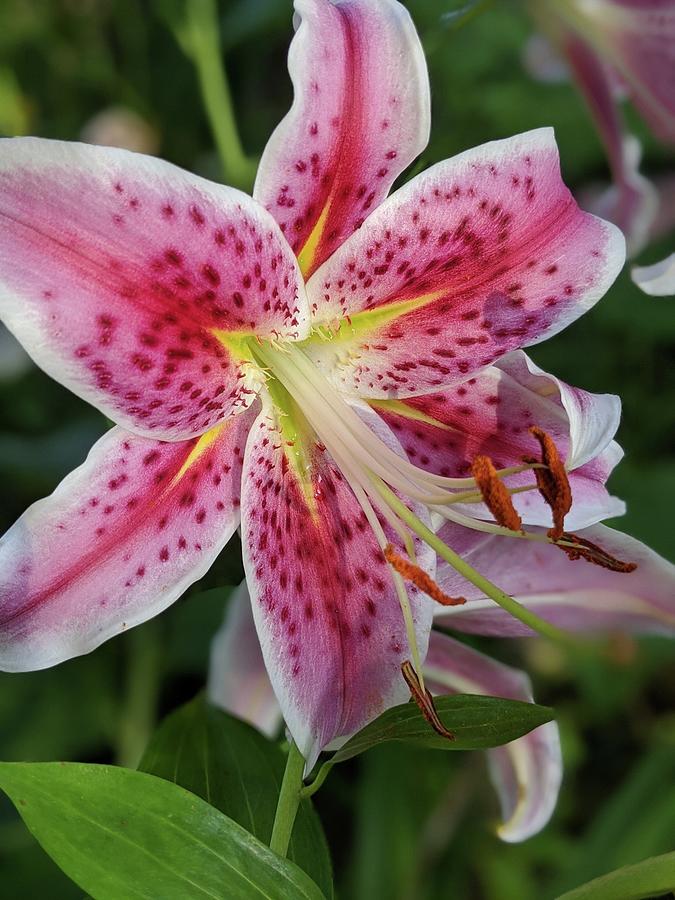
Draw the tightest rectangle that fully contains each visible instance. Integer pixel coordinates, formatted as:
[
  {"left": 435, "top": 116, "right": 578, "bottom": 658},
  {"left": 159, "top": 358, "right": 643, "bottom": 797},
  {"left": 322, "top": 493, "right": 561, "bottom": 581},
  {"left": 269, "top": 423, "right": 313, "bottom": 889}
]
[
  {"left": 208, "top": 582, "right": 562, "bottom": 842},
  {"left": 527, "top": 0, "right": 675, "bottom": 253},
  {"left": 1, "top": 0, "right": 666, "bottom": 769}
]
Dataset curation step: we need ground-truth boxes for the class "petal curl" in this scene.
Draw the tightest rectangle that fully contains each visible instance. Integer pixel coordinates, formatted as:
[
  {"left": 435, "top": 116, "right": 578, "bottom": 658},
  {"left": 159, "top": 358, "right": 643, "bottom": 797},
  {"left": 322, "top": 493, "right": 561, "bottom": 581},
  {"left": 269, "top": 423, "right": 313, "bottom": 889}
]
[
  {"left": 0, "top": 410, "right": 255, "bottom": 671},
  {"left": 371, "top": 350, "right": 624, "bottom": 529},
  {"left": 434, "top": 522, "right": 675, "bottom": 637},
  {"left": 424, "top": 632, "right": 562, "bottom": 842},
  {"left": 631, "top": 252, "right": 675, "bottom": 296},
  {"left": 0, "top": 138, "right": 308, "bottom": 440},
  {"left": 241, "top": 398, "right": 434, "bottom": 767},
  {"left": 304, "top": 128, "right": 625, "bottom": 396},
  {"left": 208, "top": 580, "right": 282, "bottom": 738},
  {"left": 254, "top": 0, "right": 430, "bottom": 278}
]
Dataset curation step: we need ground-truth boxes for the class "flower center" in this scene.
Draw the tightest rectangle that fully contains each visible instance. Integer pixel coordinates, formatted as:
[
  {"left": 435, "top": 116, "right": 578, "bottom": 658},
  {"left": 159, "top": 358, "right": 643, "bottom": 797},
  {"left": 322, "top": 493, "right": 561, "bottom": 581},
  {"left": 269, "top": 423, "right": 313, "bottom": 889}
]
[{"left": 247, "top": 338, "right": 636, "bottom": 687}]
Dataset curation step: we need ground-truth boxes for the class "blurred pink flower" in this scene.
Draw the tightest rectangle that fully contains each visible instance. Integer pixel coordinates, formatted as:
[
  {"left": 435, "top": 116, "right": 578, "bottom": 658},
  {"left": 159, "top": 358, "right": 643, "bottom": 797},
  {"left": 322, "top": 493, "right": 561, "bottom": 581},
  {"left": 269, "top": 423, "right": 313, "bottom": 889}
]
[{"left": 526, "top": 1, "right": 675, "bottom": 254}]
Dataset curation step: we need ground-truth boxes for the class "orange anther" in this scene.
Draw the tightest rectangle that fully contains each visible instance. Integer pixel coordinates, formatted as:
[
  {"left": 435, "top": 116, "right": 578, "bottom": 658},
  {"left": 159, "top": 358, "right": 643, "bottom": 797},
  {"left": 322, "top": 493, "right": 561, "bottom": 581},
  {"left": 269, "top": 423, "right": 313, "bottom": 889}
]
[
  {"left": 525, "top": 426, "right": 572, "bottom": 540},
  {"left": 471, "top": 455, "right": 523, "bottom": 532},
  {"left": 401, "top": 661, "right": 455, "bottom": 741},
  {"left": 384, "top": 544, "right": 466, "bottom": 606}
]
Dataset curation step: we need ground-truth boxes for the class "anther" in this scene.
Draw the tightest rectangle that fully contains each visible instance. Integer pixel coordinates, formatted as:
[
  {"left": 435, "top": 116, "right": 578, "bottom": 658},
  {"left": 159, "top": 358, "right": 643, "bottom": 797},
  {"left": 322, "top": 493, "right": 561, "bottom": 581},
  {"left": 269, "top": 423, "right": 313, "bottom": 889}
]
[
  {"left": 471, "top": 455, "right": 523, "bottom": 532},
  {"left": 557, "top": 532, "right": 638, "bottom": 572},
  {"left": 385, "top": 544, "right": 466, "bottom": 606},
  {"left": 524, "top": 426, "right": 572, "bottom": 540},
  {"left": 401, "top": 661, "right": 455, "bottom": 741}
]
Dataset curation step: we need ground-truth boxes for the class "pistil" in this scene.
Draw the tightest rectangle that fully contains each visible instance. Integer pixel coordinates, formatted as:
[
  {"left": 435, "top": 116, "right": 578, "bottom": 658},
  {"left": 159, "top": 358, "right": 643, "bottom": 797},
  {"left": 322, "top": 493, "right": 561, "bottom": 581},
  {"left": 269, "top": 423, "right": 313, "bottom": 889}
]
[{"left": 249, "top": 337, "right": 636, "bottom": 676}]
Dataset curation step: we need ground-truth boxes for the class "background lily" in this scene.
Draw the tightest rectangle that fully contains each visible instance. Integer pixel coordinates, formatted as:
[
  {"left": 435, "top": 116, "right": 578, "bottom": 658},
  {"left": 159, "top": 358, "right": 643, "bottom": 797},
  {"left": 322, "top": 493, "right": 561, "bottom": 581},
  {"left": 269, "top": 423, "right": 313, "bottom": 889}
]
[
  {"left": 0, "top": 0, "right": 668, "bottom": 775},
  {"left": 526, "top": 0, "right": 675, "bottom": 254}
]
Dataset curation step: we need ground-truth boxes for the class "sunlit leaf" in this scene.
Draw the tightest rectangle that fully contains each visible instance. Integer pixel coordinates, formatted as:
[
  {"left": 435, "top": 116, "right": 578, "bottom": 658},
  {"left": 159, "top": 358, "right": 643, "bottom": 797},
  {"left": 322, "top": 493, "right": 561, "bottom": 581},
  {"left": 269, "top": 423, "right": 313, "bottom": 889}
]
[
  {"left": 556, "top": 850, "right": 675, "bottom": 900},
  {"left": 140, "top": 696, "right": 333, "bottom": 898},
  {"left": 0, "top": 762, "right": 325, "bottom": 900},
  {"left": 330, "top": 695, "right": 554, "bottom": 764}
]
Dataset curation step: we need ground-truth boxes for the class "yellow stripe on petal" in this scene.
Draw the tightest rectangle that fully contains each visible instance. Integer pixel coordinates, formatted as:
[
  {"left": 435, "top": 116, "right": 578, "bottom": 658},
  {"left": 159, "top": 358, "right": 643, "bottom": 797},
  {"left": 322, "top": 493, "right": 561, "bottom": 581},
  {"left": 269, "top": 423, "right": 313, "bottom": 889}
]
[
  {"left": 369, "top": 398, "right": 460, "bottom": 432},
  {"left": 171, "top": 424, "right": 226, "bottom": 487},
  {"left": 297, "top": 199, "right": 332, "bottom": 277},
  {"left": 305, "top": 290, "right": 446, "bottom": 347}
]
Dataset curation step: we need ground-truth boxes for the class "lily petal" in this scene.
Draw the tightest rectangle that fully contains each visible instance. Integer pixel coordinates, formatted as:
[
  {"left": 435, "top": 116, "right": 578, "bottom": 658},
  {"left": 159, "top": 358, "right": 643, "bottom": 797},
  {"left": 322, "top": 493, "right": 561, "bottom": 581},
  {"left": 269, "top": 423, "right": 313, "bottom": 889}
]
[
  {"left": 434, "top": 522, "right": 675, "bottom": 637},
  {"left": 0, "top": 410, "right": 254, "bottom": 671},
  {"left": 424, "top": 631, "right": 562, "bottom": 842},
  {"left": 562, "top": 32, "right": 657, "bottom": 255},
  {"left": 371, "top": 350, "right": 624, "bottom": 529},
  {"left": 631, "top": 252, "right": 675, "bottom": 296},
  {"left": 241, "top": 398, "right": 434, "bottom": 768},
  {"left": 571, "top": 0, "right": 675, "bottom": 144},
  {"left": 304, "top": 128, "right": 624, "bottom": 396},
  {"left": 254, "top": 0, "right": 430, "bottom": 279},
  {"left": 0, "top": 138, "right": 308, "bottom": 441},
  {"left": 208, "top": 580, "right": 283, "bottom": 738}
]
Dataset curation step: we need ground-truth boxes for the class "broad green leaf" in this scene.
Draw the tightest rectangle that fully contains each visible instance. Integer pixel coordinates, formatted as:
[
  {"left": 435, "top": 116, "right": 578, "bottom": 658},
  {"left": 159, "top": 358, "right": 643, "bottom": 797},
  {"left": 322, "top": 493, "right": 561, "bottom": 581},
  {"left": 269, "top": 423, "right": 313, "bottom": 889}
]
[
  {"left": 331, "top": 695, "right": 554, "bottom": 764},
  {"left": 140, "top": 696, "right": 332, "bottom": 899},
  {"left": 556, "top": 851, "right": 675, "bottom": 900},
  {"left": 549, "top": 743, "right": 675, "bottom": 895},
  {"left": 0, "top": 762, "right": 325, "bottom": 900}
]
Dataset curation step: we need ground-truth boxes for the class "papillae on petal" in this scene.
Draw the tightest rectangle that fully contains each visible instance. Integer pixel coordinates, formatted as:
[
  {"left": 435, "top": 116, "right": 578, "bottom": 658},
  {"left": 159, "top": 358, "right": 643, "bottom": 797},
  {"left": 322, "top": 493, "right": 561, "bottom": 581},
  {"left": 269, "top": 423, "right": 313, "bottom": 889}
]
[
  {"left": 0, "top": 409, "right": 255, "bottom": 672},
  {"left": 241, "top": 398, "right": 434, "bottom": 768},
  {"left": 371, "top": 350, "right": 624, "bottom": 531},
  {"left": 0, "top": 138, "right": 309, "bottom": 441},
  {"left": 304, "top": 128, "right": 625, "bottom": 397},
  {"left": 254, "top": 0, "right": 430, "bottom": 279}
]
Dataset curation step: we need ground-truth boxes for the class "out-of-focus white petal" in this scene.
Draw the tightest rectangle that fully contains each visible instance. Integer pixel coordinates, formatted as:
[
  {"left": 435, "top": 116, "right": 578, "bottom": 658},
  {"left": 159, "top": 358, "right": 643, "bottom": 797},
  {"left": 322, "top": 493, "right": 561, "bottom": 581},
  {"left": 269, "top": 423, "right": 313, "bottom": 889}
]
[
  {"left": 631, "top": 252, "right": 675, "bottom": 296},
  {"left": 208, "top": 580, "right": 282, "bottom": 738}
]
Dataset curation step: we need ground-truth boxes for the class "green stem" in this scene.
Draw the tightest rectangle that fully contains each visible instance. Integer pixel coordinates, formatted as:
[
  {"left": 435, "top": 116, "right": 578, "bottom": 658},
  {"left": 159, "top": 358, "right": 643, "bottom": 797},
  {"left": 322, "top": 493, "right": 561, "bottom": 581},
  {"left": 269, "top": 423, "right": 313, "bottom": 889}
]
[
  {"left": 270, "top": 741, "right": 306, "bottom": 858},
  {"left": 184, "top": 0, "right": 257, "bottom": 190},
  {"left": 442, "top": 0, "right": 495, "bottom": 31},
  {"left": 372, "top": 477, "right": 578, "bottom": 648},
  {"left": 299, "top": 760, "right": 333, "bottom": 800},
  {"left": 116, "top": 620, "right": 162, "bottom": 769}
]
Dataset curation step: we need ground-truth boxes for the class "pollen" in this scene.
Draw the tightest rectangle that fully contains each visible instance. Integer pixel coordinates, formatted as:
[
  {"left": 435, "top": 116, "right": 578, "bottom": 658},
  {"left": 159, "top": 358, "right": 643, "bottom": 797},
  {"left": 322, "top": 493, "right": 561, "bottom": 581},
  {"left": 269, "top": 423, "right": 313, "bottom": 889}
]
[
  {"left": 471, "top": 455, "right": 523, "bottom": 532},
  {"left": 384, "top": 544, "right": 466, "bottom": 606},
  {"left": 524, "top": 426, "right": 572, "bottom": 540},
  {"left": 557, "top": 532, "right": 637, "bottom": 573},
  {"left": 401, "top": 661, "right": 455, "bottom": 741}
]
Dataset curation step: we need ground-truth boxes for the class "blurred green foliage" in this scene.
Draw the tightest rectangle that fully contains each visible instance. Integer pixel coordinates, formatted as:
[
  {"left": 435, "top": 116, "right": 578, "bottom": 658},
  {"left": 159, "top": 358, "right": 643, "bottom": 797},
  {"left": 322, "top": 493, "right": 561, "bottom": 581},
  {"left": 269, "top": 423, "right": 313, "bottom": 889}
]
[{"left": 0, "top": 1, "right": 673, "bottom": 897}]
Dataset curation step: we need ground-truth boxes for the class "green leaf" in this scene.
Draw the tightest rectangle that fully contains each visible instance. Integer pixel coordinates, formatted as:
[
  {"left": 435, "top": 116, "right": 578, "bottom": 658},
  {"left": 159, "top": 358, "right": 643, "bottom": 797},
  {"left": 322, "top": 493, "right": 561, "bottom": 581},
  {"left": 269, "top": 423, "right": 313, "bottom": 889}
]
[
  {"left": 331, "top": 694, "right": 554, "bottom": 764},
  {"left": 0, "top": 762, "right": 325, "bottom": 900},
  {"left": 140, "top": 696, "right": 332, "bottom": 899},
  {"left": 556, "top": 851, "right": 675, "bottom": 900}
]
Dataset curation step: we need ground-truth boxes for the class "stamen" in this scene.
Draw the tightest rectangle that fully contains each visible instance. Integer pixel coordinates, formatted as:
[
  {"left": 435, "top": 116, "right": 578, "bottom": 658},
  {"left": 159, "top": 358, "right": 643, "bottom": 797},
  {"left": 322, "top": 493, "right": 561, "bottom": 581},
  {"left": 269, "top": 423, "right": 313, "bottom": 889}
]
[
  {"left": 557, "top": 532, "right": 638, "bottom": 572},
  {"left": 385, "top": 544, "right": 467, "bottom": 607},
  {"left": 401, "top": 661, "right": 455, "bottom": 741},
  {"left": 471, "top": 456, "right": 523, "bottom": 532},
  {"left": 524, "top": 426, "right": 572, "bottom": 540}
]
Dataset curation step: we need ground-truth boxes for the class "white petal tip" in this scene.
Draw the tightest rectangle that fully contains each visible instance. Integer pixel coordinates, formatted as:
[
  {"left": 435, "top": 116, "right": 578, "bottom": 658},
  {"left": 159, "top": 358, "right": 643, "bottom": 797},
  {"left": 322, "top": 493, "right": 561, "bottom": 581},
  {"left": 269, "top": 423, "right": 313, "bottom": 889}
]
[{"left": 631, "top": 253, "right": 675, "bottom": 296}]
